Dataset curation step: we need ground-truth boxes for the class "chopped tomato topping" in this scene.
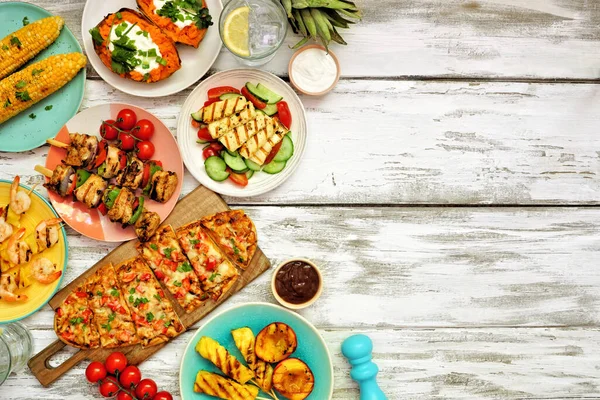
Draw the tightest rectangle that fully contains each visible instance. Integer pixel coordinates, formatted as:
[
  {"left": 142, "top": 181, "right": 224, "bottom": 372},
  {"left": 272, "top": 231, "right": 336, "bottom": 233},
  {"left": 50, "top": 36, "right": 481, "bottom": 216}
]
[
  {"left": 206, "top": 257, "right": 217, "bottom": 272},
  {"left": 182, "top": 278, "right": 191, "bottom": 291},
  {"left": 140, "top": 273, "right": 151, "bottom": 282},
  {"left": 76, "top": 291, "right": 87, "bottom": 298},
  {"left": 159, "top": 289, "right": 166, "bottom": 298},
  {"left": 136, "top": 284, "right": 145, "bottom": 293},
  {"left": 154, "top": 270, "right": 165, "bottom": 280},
  {"left": 56, "top": 307, "right": 63, "bottom": 317},
  {"left": 121, "top": 272, "right": 136, "bottom": 283}
]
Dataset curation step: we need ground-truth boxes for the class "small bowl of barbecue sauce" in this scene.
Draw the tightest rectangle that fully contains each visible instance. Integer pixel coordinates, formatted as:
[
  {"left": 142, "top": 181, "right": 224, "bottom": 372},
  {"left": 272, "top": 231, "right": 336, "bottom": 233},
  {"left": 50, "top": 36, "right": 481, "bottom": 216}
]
[{"left": 272, "top": 258, "right": 323, "bottom": 310}]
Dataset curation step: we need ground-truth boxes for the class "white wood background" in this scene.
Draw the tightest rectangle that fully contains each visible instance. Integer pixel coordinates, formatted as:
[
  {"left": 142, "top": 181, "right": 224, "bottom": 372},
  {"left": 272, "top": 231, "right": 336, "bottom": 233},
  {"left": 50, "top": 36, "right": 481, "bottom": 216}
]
[{"left": 2, "top": 0, "right": 600, "bottom": 399}]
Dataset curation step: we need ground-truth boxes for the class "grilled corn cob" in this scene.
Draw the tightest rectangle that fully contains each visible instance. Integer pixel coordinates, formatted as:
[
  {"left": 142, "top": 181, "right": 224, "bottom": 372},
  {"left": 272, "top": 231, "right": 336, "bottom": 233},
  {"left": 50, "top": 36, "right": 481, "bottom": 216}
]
[
  {"left": 0, "top": 53, "right": 86, "bottom": 124},
  {"left": 0, "top": 16, "right": 65, "bottom": 80},
  {"left": 196, "top": 336, "right": 255, "bottom": 384},
  {"left": 194, "top": 371, "right": 259, "bottom": 400}
]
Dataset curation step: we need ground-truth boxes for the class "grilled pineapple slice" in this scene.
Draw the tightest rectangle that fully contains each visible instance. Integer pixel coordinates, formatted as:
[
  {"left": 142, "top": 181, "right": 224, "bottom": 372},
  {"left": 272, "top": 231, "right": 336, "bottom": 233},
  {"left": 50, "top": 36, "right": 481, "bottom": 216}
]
[
  {"left": 196, "top": 336, "right": 254, "bottom": 384},
  {"left": 18, "top": 264, "right": 33, "bottom": 288},
  {"left": 231, "top": 327, "right": 274, "bottom": 392},
  {"left": 194, "top": 371, "right": 259, "bottom": 400}
]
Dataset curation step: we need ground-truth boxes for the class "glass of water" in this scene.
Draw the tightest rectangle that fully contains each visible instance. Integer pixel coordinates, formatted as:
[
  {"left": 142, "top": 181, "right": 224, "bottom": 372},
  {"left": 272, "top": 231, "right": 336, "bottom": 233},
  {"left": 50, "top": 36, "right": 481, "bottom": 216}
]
[
  {"left": 219, "top": 0, "right": 288, "bottom": 66},
  {"left": 0, "top": 322, "right": 33, "bottom": 386}
]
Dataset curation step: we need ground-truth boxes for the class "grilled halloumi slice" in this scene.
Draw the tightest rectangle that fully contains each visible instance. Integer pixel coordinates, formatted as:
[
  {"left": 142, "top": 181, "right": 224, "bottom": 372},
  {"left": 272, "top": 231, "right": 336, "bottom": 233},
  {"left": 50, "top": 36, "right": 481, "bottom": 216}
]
[
  {"left": 196, "top": 336, "right": 254, "bottom": 384},
  {"left": 219, "top": 112, "right": 268, "bottom": 152},
  {"left": 248, "top": 130, "right": 288, "bottom": 166},
  {"left": 198, "top": 96, "right": 247, "bottom": 123},
  {"left": 194, "top": 371, "right": 259, "bottom": 400},
  {"left": 238, "top": 117, "right": 281, "bottom": 159},
  {"left": 208, "top": 102, "right": 256, "bottom": 139}
]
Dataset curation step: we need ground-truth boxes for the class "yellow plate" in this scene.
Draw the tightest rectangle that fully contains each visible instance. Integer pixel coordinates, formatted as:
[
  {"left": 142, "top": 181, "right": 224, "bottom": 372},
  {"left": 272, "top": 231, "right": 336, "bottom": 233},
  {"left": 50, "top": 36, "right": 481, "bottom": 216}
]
[{"left": 0, "top": 180, "right": 67, "bottom": 323}]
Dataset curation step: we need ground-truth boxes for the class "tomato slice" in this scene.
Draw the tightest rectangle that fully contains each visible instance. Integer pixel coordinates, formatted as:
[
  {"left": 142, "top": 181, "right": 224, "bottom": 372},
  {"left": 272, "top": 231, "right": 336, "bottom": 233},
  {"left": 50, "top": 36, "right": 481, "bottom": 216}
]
[
  {"left": 98, "top": 203, "right": 108, "bottom": 215},
  {"left": 227, "top": 168, "right": 248, "bottom": 187},
  {"left": 240, "top": 86, "right": 266, "bottom": 110},
  {"left": 197, "top": 127, "right": 213, "bottom": 142},
  {"left": 141, "top": 163, "right": 150, "bottom": 189},
  {"left": 191, "top": 119, "right": 201, "bottom": 128},
  {"left": 264, "top": 141, "right": 283, "bottom": 165},
  {"left": 276, "top": 101, "right": 292, "bottom": 129},
  {"left": 208, "top": 86, "right": 240, "bottom": 100},
  {"left": 204, "top": 98, "right": 219, "bottom": 107},
  {"left": 93, "top": 140, "right": 108, "bottom": 168}
]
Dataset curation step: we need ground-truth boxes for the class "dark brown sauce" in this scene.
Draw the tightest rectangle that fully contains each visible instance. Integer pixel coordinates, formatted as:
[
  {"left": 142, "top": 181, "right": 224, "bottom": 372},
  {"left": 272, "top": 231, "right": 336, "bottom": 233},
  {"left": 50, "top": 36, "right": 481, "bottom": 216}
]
[{"left": 275, "top": 261, "right": 320, "bottom": 304}]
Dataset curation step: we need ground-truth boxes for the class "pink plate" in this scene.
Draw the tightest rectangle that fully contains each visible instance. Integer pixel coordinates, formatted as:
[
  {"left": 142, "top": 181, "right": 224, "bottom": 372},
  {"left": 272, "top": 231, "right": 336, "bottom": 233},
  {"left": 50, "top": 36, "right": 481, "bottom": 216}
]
[{"left": 45, "top": 103, "right": 183, "bottom": 242}]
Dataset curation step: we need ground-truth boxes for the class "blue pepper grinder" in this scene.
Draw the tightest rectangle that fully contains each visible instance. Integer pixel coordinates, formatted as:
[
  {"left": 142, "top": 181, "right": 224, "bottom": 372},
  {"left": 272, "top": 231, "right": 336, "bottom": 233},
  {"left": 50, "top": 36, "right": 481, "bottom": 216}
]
[{"left": 341, "top": 334, "right": 388, "bottom": 400}]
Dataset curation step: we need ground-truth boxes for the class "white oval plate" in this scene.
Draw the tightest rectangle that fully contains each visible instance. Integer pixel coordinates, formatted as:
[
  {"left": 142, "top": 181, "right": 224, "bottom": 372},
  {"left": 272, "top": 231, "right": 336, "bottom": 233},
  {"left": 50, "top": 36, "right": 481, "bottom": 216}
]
[
  {"left": 178, "top": 69, "right": 308, "bottom": 197},
  {"left": 81, "top": 0, "right": 222, "bottom": 97}
]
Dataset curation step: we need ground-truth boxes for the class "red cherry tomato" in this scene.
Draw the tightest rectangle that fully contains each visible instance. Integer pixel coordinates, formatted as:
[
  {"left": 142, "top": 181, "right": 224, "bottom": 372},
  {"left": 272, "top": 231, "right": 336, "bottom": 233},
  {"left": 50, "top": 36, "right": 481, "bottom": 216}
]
[
  {"left": 136, "top": 141, "right": 155, "bottom": 160},
  {"left": 203, "top": 147, "right": 217, "bottom": 159},
  {"left": 240, "top": 86, "right": 266, "bottom": 109},
  {"left": 276, "top": 101, "right": 292, "bottom": 129},
  {"left": 117, "top": 391, "right": 134, "bottom": 400},
  {"left": 85, "top": 361, "right": 107, "bottom": 383},
  {"left": 99, "top": 376, "right": 120, "bottom": 398},
  {"left": 119, "top": 365, "right": 142, "bottom": 389},
  {"left": 135, "top": 379, "right": 158, "bottom": 399},
  {"left": 153, "top": 392, "right": 173, "bottom": 400},
  {"left": 119, "top": 132, "right": 136, "bottom": 151},
  {"left": 131, "top": 119, "right": 155, "bottom": 141},
  {"left": 100, "top": 119, "right": 119, "bottom": 140},
  {"left": 197, "top": 127, "right": 213, "bottom": 142},
  {"left": 208, "top": 86, "right": 240, "bottom": 100},
  {"left": 207, "top": 142, "right": 224, "bottom": 152},
  {"left": 264, "top": 141, "right": 283, "bottom": 165},
  {"left": 116, "top": 109, "right": 137, "bottom": 131},
  {"left": 227, "top": 168, "right": 248, "bottom": 187},
  {"left": 204, "top": 98, "right": 219, "bottom": 107},
  {"left": 105, "top": 352, "right": 128, "bottom": 375}
]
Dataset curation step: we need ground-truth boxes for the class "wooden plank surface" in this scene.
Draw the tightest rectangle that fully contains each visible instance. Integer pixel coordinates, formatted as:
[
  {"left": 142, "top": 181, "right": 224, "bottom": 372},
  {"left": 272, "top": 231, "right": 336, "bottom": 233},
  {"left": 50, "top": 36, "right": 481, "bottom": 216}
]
[
  {"left": 31, "top": 0, "right": 600, "bottom": 79},
  {"left": 2, "top": 79, "right": 599, "bottom": 205}
]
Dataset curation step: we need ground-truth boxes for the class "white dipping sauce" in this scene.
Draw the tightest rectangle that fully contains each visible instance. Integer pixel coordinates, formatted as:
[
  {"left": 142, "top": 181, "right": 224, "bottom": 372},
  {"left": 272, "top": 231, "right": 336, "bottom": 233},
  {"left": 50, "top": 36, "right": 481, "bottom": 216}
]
[
  {"left": 291, "top": 48, "right": 338, "bottom": 94},
  {"left": 108, "top": 21, "right": 162, "bottom": 75},
  {"left": 153, "top": 0, "right": 195, "bottom": 29}
]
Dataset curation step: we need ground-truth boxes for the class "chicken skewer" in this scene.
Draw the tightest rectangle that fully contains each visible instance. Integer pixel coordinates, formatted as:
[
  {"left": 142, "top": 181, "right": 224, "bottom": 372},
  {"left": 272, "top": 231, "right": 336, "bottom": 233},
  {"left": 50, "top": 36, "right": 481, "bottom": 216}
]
[
  {"left": 47, "top": 135, "right": 177, "bottom": 203},
  {"left": 35, "top": 165, "right": 161, "bottom": 242}
]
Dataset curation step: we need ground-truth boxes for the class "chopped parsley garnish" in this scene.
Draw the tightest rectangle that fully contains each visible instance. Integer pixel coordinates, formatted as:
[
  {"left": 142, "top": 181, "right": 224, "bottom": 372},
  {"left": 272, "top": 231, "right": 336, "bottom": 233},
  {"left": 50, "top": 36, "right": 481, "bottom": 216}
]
[
  {"left": 116, "top": 11, "right": 122, "bottom": 19},
  {"left": 1, "top": 45, "right": 8, "bottom": 51},
  {"left": 96, "top": 291, "right": 103, "bottom": 296},
  {"left": 28, "top": 113, "right": 36, "bottom": 119},
  {"left": 163, "top": 247, "right": 175, "bottom": 259},
  {"left": 16, "top": 90, "right": 31, "bottom": 101},
  {"left": 146, "top": 312, "right": 154, "bottom": 322},
  {"left": 109, "top": 22, "right": 140, "bottom": 74},
  {"left": 177, "top": 262, "right": 192, "bottom": 272},
  {"left": 129, "top": 287, "right": 136, "bottom": 294},
  {"left": 101, "top": 313, "right": 116, "bottom": 332},
  {"left": 133, "top": 297, "right": 149, "bottom": 307},
  {"left": 190, "top": 239, "right": 200, "bottom": 245},
  {"left": 89, "top": 27, "right": 104, "bottom": 45},
  {"left": 10, "top": 36, "right": 21, "bottom": 49},
  {"left": 230, "top": 238, "right": 241, "bottom": 255},
  {"left": 153, "top": 293, "right": 162, "bottom": 302},
  {"left": 45, "top": 105, "right": 53, "bottom": 111},
  {"left": 136, "top": 30, "right": 142, "bottom": 35},
  {"left": 208, "top": 272, "right": 220, "bottom": 282},
  {"left": 32, "top": 68, "right": 44, "bottom": 76},
  {"left": 110, "top": 288, "right": 120, "bottom": 297},
  {"left": 142, "top": 31, "right": 149, "bottom": 38},
  {"left": 3, "top": 99, "right": 11, "bottom": 108},
  {"left": 69, "top": 317, "right": 83, "bottom": 325},
  {"left": 15, "top": 80, "right": 26, "bottom": 89},
  {"left": 149, "top": 243, "right": 158, "bottom": 251},
  {"left": 173, "top": 280, "right": 182, "bottom": 287},
  {"left": 129, "top": 294, "right": 134, "bottom": 303},
  {"left": 22, "top": 17, "right": 29, "bottom": 26},
  {"left": 156, "top": 0, "right": 213, "bottom": 30},
  {"left": 156, "top": 56, "right": 167, "bottom": 66},
  {"left": 164, "top": 320, "right": 171, "bottom": 328}
]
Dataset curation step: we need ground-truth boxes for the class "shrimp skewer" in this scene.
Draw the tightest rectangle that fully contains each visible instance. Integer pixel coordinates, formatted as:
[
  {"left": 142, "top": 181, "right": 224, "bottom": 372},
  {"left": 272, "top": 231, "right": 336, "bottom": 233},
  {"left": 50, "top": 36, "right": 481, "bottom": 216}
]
[
  {"left": 4, "top": 176, "right": 36, "bottom": 228},
  {"left": 0, "top": 217, "right": 13, "bottom": 243},
  {"left": 30, "top": 257, "right": 62, "bottom": 284},
  {"left": 0, "top": 271, "right": 27, "bottom": 302},
  {"left": 0, "top": 218, "right": 63, "bottom": 268}
]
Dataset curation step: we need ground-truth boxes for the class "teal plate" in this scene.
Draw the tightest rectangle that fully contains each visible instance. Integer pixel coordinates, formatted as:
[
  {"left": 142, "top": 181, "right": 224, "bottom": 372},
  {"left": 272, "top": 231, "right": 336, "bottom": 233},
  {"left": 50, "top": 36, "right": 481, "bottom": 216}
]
[
  {"left": 0, "top": 2, "right": 86, "bottom": 152},
  {"left": 179, "top": 302, "right": 334, "bottom": 400}
]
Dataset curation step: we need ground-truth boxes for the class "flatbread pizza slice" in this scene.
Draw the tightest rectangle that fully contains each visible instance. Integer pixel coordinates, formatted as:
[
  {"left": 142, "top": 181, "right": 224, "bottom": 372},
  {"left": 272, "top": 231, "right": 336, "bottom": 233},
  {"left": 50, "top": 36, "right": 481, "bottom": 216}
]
[
  {"left": 201, "top": 210, "right": 257, "bottom": 270},
  {"left": 137, "top": 225, "right": 206, "bottom": 312},
  {"left": 54, "top": 284, "right": 100, "bottom": 349},
  {"left": 175, "top": 221, "right": 239, "bottom": 301},
  {"left": 115, "top": 257, "right": 184, "bottom": 347},
  {"left": 86, "top": 263, "right": 139, "bottom": 348}
]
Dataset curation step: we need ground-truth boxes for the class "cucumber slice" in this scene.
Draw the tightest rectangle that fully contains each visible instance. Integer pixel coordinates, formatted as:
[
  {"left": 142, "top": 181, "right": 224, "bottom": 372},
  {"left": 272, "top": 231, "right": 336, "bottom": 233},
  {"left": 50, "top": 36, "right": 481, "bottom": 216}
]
[
  {"left": 263, "top": 160, "right": 286, "bottom": 174},
  {"left": 205, "top": 156, "right": 230, "bottom": 182},
  {"left": 222, "top": 151, "right": 247, "bottom": 171},
  {"left": 244, "top": 158, "right": 261, "bottom": 172},
  {"left": 191, "top": 110, "right": 203, "bottom": 122},
  {"left": 256, "top": 83, "right": 283, "bottom": 104},
  {"left": 196, "top": 139, "right": 210, "bottom": 144},
  {"left": 261, "top": 103, "right": 278, "bottom": 116},
  {"left": 245, "top": 170, "right": 254, "bottom": 179},
  {"left": 225, "top": 148, "right": 238, "bottom": 157},
  {"left": 219, "top": 93, "right": 241, "bottom": 101},
  {"left": 245, "top": 83, "right": 269, "bottom": 103},
  {"left": 273, "top": 134, "right": 294, "bottom": 162}
]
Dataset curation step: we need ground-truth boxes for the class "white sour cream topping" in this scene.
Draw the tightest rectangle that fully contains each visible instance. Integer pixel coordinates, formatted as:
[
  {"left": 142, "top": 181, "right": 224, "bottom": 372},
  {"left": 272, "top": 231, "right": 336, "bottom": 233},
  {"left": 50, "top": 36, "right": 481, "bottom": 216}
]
[
  {"left": 153, "top": 0, "right": 195, "bottom": 29},
  {"left": 291, "top": 48, "right": 338, "bottom": 94},
  {"left": 108, "top": 21, "right": 162, "bottom": 75}
]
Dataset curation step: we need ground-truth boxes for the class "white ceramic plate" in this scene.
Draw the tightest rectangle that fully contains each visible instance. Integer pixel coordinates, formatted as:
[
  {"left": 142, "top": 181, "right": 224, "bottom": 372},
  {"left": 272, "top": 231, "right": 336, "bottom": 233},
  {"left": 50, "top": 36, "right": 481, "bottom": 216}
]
[
  {"left": 178, "top": 69, "right": 308, "bottom": 197},
  {"left": 81, "top": 0, "right": 222, "bottom": 97}
]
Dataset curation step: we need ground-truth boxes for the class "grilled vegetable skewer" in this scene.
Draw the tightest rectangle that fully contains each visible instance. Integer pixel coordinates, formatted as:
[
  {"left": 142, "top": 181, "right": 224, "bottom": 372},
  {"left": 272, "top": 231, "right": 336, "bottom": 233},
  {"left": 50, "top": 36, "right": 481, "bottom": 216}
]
[{"left": 35, "top": 165, "right": 161, "bottom": 242}]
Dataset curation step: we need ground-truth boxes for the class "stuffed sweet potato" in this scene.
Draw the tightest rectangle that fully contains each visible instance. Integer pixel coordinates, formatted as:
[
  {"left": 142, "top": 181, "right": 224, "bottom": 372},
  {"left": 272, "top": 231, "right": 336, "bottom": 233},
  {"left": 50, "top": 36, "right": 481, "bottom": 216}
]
[
  {"left": 137, "top": 0, "right": 213, "bottom": 48},
  {"left": 89, "top": 8, "right": 181, "bottom": 83}
]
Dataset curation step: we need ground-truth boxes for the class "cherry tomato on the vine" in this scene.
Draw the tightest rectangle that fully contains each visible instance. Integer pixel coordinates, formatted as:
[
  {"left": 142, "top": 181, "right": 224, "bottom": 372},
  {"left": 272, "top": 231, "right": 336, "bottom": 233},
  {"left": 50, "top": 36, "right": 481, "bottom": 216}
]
[
  {"left": 99, "top": 376, "right": 120, "bottom": 398},
  {"left": 116, "top": 109, "right": 137, "bottom": 131},
  {"left": 85, "top": 361, "right": 107, "bottom": 383},
  {"left": 136, "top": 140, "right": 155, "bottom": 160},
  {"left": 119, "top": 365, "right": 142, "bottom": 389},
  {"left": 131, "top": 119, "right": 155, "bottom": 141},
  {"left": 135, "top": 378, "right": 158, "bottom": 399},
  {"left": 119, "top": 132, "right": 136, "bottom": 151},
  {"left": 153, "top": 391, "right": 173, "bottom": 400},
  {"left": 105, "top": 351, "right": 128, "bottom": 375},
  {"left": 100, "top": 119, "right": 119, "bottom": 140},
  {"left": 117, "top": 391, "right": 134, "bottom": 400}
]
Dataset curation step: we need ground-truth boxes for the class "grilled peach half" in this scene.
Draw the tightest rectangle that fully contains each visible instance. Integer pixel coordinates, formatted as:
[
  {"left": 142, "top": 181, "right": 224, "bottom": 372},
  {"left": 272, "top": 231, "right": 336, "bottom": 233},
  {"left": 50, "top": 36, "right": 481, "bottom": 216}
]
[
  {"left": 273, "top": 358, "right": 315, "bottom": 400},
  {"left": 255, "top": 322, "right": 297, "bottom": 363}
]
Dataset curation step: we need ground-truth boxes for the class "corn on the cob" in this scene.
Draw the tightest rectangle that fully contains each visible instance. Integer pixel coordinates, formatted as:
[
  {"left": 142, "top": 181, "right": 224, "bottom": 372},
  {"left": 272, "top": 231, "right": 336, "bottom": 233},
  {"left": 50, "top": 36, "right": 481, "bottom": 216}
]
[
  {"left": 0, "top": 53, "right": 86, "bottom": 124},
  {"left": 0, "top": 16, "right": 64, "bottom": 80}
]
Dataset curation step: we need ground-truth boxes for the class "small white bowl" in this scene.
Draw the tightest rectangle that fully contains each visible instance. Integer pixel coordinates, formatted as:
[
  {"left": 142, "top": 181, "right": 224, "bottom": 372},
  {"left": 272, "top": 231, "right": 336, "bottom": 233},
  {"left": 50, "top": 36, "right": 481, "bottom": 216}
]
[
  {"left": 271, "top": 258, "right": 323, "bottom": 310},
  {"left": 288, "top": 45, "right": 341, "bottom": 96}
]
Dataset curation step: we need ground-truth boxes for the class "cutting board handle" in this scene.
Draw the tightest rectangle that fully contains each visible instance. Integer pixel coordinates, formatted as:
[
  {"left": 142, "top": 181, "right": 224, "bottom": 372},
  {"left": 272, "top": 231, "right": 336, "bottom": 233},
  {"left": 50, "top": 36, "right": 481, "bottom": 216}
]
[{"left": 28, "top": 340, "right": 88, "bottom": 387}]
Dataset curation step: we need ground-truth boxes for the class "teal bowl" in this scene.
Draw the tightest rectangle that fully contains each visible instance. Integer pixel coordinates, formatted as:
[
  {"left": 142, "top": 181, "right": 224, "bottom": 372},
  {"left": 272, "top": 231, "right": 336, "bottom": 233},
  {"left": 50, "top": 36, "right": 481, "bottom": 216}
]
[
  {"left": 179, "top": 302, "right": 334, "bottom": 400},
  {"left": 0, "top": 1, "right": 86, "bottom": 152}
]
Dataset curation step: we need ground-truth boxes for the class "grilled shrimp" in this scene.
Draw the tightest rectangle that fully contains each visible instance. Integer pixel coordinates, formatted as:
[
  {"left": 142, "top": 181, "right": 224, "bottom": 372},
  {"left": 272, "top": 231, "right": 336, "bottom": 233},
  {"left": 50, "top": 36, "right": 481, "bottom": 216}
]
[
  {"left": 5, "top": 228, "right": 32, "bottom": 266},
  {"left": 0, "top": 217, "right": 13, "bottom": 243},
  {"left": 31, "top": 257, "right": 62, "bottom": 284},
  {"left": 0, "top": 272, "right": 27, "bottom": 302},
  {"left": 10, "top": 176, "right": 32, "bottom": 215},
  {"left": 35, "top": 218, "right": 62, "bottom": 251}
]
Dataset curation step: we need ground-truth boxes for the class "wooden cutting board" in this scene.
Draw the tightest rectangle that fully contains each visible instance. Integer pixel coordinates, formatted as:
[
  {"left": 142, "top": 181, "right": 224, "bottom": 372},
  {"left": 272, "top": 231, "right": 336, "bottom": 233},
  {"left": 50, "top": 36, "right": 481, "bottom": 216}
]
[{"left": 28, "top": 185, "right": 271, "bottom": 387}]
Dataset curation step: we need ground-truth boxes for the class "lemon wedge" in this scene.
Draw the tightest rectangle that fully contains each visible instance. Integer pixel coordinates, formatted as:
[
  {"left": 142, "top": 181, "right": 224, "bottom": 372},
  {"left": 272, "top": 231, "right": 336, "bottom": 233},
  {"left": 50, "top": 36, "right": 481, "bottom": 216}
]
[{"left": 223, "top": 6, "right": 251, "bottom": 57}]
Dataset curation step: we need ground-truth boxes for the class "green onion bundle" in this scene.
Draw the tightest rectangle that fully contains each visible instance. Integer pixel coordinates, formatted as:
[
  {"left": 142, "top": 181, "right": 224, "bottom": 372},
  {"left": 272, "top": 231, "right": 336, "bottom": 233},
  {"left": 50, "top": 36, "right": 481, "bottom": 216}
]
[{"left": 280, "top": 0, "right": 361, "bottom": 50}]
